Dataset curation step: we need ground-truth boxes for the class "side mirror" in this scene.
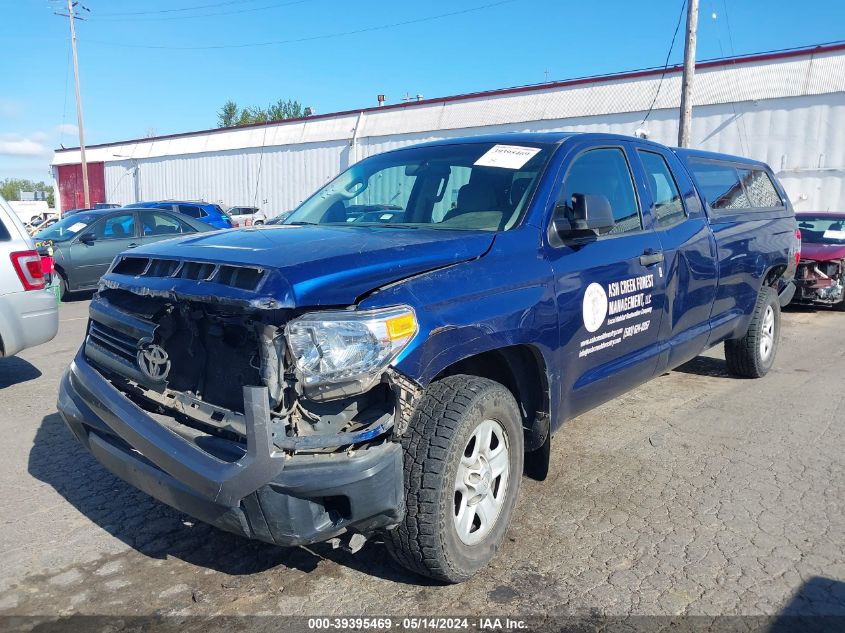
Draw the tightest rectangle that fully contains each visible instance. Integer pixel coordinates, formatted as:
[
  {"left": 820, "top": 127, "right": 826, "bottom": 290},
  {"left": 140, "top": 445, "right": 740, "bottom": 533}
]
[
  {"left": 552, "top": 193, "right": 615, "bottom": 242},
  {"left": 79, "top": 233, "right": 96, "bottom": 245}
]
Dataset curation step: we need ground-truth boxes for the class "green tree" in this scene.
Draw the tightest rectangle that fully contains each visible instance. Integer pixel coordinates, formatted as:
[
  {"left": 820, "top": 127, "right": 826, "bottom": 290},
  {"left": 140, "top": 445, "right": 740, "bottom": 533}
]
[
  {"left": 0, "top": 178, "right": 54, "bottom": 207},
  {"left": 217, "top": 98, "right": 306, "bottom": 127},
  {"left": 238, "top": 105, "right": 268, "bottom": 126},
  {"left": 217, "top": 100, "right": 240, "bottom": 128},
  {"left": 267, "top": 99, "right": 303, "bottom": 121}
]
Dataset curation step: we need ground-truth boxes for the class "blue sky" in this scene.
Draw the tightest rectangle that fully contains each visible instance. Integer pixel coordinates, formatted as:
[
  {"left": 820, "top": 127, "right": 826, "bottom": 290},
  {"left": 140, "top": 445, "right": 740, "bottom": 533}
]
[{"left": 1, "top": 0, "right": 843, "bottom": 181}]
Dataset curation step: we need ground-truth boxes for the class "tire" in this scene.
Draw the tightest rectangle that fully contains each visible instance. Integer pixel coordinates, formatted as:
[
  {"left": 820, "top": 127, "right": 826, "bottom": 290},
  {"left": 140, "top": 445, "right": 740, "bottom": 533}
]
[
  {"left": 833, "top": 291, "right": 845, "bottom": 312},
  {"left": 57, "top": 272, "right": 68, "bottom": 301},
  {"left": 254, "top": 220, "right": 264, "bottom": 226},
  {"left": 725, "top": 285, "right": 781, "bottom": 378},
  {"left": 384, "top": 374, "right": 523, "bottom": 583}
]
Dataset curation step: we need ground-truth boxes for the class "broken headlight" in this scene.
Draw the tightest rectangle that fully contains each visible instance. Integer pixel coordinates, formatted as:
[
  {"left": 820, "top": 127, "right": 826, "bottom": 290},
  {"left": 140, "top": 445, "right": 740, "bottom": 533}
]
[{"left": 286, "top": 306, "right": 417, "bottom": 397}]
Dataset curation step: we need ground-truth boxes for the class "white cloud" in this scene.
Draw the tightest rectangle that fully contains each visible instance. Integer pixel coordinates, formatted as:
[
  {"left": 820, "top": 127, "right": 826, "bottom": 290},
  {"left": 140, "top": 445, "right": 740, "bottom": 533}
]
[
  {"left": 32, "top": 131, "right": 49, "bottom": 143},
  {"left": 0, "top": 136, "right": 49, "bottom": 158},
  {"left": 56, "top": 123, "right": 79, "bottom": 135}
]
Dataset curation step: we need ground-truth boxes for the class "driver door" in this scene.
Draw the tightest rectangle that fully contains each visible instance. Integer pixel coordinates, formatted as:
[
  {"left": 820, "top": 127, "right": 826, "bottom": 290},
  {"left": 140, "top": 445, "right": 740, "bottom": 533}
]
[
  {"left": 546, "top": 142, "right": 666, "bottom": 421},
  {"left": 69, "top": 212, "right": 139, "bottom": 289}
]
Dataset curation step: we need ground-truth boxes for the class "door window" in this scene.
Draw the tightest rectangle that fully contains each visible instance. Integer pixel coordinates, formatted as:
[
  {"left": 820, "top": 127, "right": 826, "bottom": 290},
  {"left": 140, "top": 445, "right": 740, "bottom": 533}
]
[
  {"left": 93, "top": 213, "right": 136, "bottom": 240},
  {"left": 177, "top": 204, "right": 207, "bottom": 218},
  {"left": 141, "top": 212, "right": 191, "bottom": 236},
  {"left": 638, "top": 150, "right": 686, "bottom": 227},
  {"left": 558, "top": 148, "right": 641, "bottom": 235}
]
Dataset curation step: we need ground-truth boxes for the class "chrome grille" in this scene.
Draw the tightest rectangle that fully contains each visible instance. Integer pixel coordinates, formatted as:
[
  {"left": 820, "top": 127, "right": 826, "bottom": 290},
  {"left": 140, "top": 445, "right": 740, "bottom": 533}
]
[{"left": 88, "top": 321, "right": 139, "bottom": 364}]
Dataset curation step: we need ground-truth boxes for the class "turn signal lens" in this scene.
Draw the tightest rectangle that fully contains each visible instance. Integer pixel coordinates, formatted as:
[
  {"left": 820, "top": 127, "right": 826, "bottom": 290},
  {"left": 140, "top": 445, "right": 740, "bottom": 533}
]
[{"left": 386, "top": 313, "right": 417, "bottom": 340}]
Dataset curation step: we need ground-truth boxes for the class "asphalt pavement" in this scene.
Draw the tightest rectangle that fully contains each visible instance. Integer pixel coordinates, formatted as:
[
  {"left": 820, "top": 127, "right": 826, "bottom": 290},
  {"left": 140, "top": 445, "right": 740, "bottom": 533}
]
[{"left": 0, "top": 297, "right": 843, "bottom": 627}]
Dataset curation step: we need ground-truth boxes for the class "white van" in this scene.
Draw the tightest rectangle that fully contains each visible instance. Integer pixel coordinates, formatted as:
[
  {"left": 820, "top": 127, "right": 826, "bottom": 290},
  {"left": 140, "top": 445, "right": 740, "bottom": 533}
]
[{"left": 0, "top": 193, "right": 58, "bottom": 356}]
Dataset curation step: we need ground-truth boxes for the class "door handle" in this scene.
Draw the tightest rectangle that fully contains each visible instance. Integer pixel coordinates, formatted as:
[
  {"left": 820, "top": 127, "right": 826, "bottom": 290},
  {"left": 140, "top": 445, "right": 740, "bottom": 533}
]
[
  {"left": 639, "top": 248, "right": 664, "bottom": 266},
  {"left": 127, "top": 243, "right": 139, "bottom": 248}
]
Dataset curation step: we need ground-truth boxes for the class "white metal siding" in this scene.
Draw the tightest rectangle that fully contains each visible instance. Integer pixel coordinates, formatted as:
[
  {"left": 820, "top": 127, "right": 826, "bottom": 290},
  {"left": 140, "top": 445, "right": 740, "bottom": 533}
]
[{"left": 72, "top": 47, "right": 845, "bottom": 214}]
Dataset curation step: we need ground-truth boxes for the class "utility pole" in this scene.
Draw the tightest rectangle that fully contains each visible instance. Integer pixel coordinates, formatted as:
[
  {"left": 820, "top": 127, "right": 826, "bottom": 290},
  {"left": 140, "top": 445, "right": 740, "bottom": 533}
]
[
  {"left": 678, "top": 0, "right": 699, "bottom": 147},
  {"left": 65, "top": 0, "right": 90, "bottom": 208}
]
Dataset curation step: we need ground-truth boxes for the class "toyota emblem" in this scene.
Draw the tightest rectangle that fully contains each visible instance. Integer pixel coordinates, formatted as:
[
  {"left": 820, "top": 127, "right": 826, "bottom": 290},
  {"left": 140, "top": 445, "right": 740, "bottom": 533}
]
[{"left": 137, "top": 342, "right": 171, "bottom": 381}]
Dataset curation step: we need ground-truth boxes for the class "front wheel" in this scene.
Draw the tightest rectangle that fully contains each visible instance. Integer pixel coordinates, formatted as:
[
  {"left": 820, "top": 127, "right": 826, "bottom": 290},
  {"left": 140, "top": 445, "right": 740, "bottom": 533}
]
[
  {"left": 57, "top": 272, "right": 68, "bottom": 301},
  {"left": 385, "top": 375, "right": 523, "bottom": 583},
  {"left": 725, "top": 285, "right": 781, "bottom": 378}
]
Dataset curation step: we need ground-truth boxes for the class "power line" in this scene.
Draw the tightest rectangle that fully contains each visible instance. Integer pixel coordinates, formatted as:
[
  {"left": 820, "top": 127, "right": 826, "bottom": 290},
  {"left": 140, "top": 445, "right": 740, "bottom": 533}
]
[
  {"left": 720, "top": 0, "right": 752, "bottom": 155},
  {"left": 642, "top": 0, "right": 687, "bottom": 124},
  {"left": 96, "top": 0, "right": 260, "bottom": 17},
  {"left": 84, "top": 0, "right": 517, "bottom": 49},
  {"left": 92, "top": 0, "right": 309, "bottom": 22}
]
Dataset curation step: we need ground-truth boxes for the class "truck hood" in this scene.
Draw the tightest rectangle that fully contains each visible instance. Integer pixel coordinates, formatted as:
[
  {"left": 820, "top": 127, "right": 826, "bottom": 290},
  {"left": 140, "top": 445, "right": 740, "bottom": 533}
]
[
  {"left": 106, "top": 225, "right": 494, "bottom": 307},
  {"left": 801, "top": 242, "right": 845, "bottom": 262}
]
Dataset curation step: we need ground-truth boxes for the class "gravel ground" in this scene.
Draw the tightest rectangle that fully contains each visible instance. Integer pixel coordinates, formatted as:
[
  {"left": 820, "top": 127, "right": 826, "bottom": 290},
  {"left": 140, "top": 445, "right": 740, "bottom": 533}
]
[{"left": 0, "top": 298, "right": 842, "bottom": 628}]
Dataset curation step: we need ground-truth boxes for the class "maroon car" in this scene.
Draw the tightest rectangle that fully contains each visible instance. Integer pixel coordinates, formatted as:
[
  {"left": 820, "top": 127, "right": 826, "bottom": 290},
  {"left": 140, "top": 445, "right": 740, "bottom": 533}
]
[{"left": 794, "top": 212, "right": 845, "bottom": 310}]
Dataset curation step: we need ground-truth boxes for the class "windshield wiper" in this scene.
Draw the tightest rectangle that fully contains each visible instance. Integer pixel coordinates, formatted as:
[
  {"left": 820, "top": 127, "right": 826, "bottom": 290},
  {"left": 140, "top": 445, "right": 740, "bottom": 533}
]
[
  {"left": 286, "top": 221, "right": 317, "bottom": 226},
  {"left": 356, "top": 223, "right": 420, "bottom": 229}
]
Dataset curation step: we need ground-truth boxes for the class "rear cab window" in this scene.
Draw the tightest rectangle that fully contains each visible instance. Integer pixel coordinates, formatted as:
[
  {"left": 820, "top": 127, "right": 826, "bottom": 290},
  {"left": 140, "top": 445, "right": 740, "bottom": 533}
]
[{"left": 686, "top": 159, "right": 784, "bottom": 214}]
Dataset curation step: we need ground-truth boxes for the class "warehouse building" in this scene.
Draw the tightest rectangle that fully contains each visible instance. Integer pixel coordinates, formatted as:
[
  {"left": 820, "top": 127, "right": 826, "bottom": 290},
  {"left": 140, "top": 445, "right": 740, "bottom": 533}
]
[{"left": 52, "top": 42, "right": 845, "bottom": 215}]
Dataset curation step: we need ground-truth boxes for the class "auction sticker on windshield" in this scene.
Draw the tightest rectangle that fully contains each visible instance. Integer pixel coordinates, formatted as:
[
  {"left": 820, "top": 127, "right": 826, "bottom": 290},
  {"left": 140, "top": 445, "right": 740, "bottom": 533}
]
[
  {"left": 474, "top": 145, "right": 541, "bottom": 169},
  {"left": 67, "top": 222, "right": 87, "bottom": 233}
]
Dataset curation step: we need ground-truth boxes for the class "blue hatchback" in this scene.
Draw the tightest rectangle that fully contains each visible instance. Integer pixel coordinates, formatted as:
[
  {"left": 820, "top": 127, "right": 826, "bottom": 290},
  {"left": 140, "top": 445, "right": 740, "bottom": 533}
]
[{"left": 124, "top": 200, "right": 233, "bottom": 229}]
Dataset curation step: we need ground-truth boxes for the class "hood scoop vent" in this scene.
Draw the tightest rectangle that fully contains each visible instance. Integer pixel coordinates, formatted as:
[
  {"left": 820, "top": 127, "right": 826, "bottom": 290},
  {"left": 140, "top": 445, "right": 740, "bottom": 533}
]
[{"left": 112, "top": 256, "right": 265, "bottom": 291}]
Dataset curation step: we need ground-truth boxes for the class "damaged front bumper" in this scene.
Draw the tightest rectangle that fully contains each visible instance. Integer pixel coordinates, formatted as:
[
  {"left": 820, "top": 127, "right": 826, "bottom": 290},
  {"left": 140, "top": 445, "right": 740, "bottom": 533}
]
[
  {"left": 58, "top": 349, "right": 405, "bottom": 547},
  {"left": 793, "top": 259, "right": 845, "bottom": 306}
]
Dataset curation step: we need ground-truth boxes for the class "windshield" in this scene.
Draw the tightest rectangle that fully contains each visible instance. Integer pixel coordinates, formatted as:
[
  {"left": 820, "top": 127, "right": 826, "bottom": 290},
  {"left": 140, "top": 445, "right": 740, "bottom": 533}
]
[
  {"left": 284, "top": 142, "right": 552, "bottom": 231},
  {"left": 36, "top": 212, "right": 100, "bottom": 242},
  {"left": 797, "top": 216, "right": 845, "bottom": 245}
]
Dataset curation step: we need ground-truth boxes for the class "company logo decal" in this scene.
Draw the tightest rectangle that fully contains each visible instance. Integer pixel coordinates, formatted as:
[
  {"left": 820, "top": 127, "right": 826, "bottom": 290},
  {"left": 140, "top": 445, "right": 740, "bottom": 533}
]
[
  {"left": 578, "top": 274, "right": 655, "bottom": 359},
  {"left": 582, "top": 282, "right": 609, "bottom": 333}
]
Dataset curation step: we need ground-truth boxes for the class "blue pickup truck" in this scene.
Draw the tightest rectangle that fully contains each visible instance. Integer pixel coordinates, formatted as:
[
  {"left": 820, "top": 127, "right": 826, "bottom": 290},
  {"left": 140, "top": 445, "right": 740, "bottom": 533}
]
[{"left": 58, "top": 133, "right": 798, "bottom": 583}]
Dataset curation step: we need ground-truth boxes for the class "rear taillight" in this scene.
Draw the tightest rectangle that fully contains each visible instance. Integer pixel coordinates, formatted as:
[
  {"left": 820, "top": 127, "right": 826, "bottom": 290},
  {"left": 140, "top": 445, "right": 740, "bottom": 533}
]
[
  {"left": 41, "top": 255, "right": 55, "bottom": 275},
  {"left": 795, "top": 229, "right": 802, "bottom": 265},
  {"left": 10, "top": 250, "right": 46, "bottom": 290}
]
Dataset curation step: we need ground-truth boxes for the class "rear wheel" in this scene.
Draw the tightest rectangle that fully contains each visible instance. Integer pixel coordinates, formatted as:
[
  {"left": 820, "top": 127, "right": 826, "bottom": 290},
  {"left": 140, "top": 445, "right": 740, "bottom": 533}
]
[
  {"left": 384, "top": 374, "right": 523, "bottom": 583},
  {"left": 833, "top": 290, "right": 845, "bottom": 312},
  {"left": 725, "top": 285, "right": 780, "bottom": 378}
]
